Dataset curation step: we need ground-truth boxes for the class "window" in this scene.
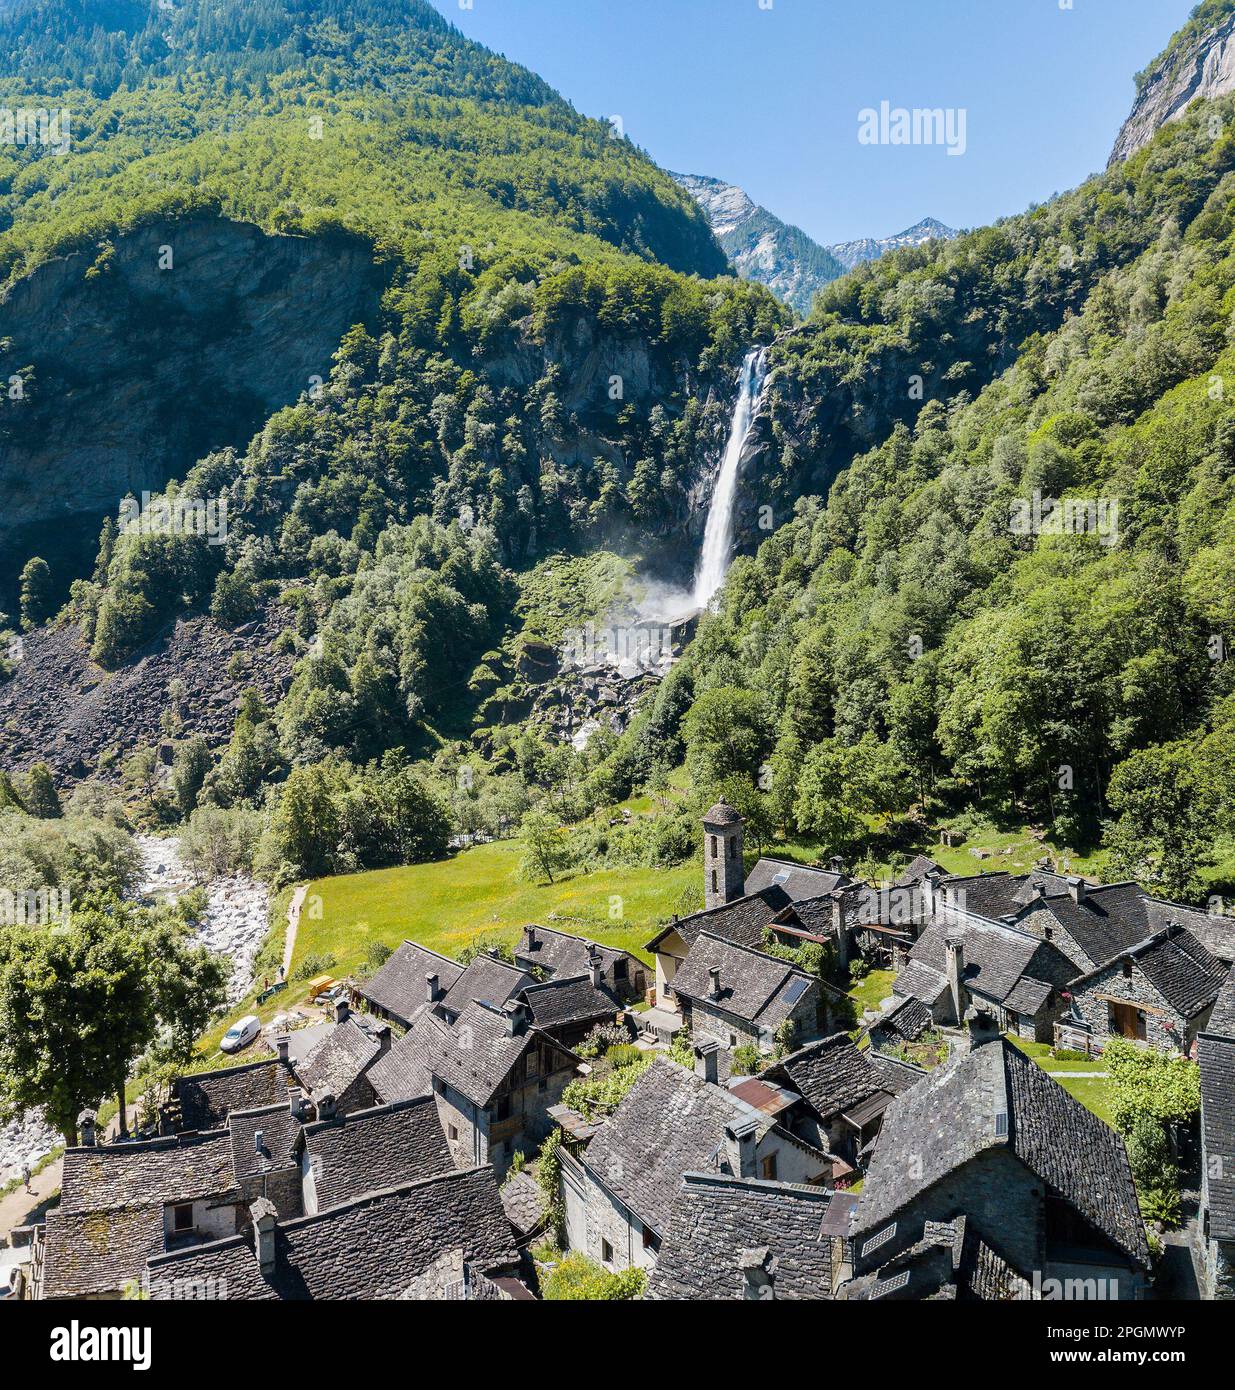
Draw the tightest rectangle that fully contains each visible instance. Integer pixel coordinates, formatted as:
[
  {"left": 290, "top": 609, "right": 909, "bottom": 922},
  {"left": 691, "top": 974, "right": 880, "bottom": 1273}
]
[
  {"left": 710, "top": 835, "right": 718, "bottom": 859},
  {"left": 711, "top": 870, "right": 718, "bottom": 894},
  {"left": 172, "top": 1203, "right": 193, "bottom": 1234},
  {"left": 1121, "top": 958, "right": 1133, "bottom": 979},
  {"left": 614, "top": 959, "right": 628, "bottom": 981},
  {"left": 601, "top": 1239, "right": 614, "bottom": 1265},
  {"left": 448, "top": 1123, "right": 459, "bottom": 1141},
  {"left": 538, "top": 1077, "right": 549, "bottom": 1093},
  {"left": 495, "top": 1096, "right": 512, "bottom": 1122},
  {"left": 641, "top": 1225, "right": 660, "bottom": 1253},
  {"left": 760, "top": 1154, "right": 778, "bottom": 1181}
]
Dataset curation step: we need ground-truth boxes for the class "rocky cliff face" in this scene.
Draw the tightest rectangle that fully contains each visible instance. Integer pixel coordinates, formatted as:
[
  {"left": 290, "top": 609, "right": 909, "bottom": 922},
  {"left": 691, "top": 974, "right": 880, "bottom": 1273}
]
[
  {"left": 1110, "top": 5, "right": 1235, "bottom": 165},
  {"left": 0, "top": 216, "right": 384, "bottom": 571},
  {"left": 672, "top": 172, "right": 844, "bottom": 315}
]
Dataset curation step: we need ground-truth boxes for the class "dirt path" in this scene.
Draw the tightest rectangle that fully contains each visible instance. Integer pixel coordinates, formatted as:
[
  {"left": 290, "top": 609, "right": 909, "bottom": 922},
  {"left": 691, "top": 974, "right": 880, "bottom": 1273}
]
[
  {"left": 0, "top": 1157, "right": 62, "bottom": 1243},
  {"left": 283, "top": 884, "right": 308, "bottom": 979}
]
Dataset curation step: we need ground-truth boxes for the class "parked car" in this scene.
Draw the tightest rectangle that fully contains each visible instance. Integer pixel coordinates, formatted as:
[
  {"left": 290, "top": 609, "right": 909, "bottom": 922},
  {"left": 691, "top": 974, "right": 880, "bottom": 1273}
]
[{"left": 220, "top": 1015, "right": 262, "bottom": 1054}]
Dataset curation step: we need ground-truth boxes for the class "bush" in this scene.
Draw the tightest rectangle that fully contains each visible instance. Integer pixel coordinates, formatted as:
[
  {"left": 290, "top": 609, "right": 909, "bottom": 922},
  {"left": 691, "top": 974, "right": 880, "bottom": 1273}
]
[
  {"left": 540, "top": 1253, "right": 647, "bottom": 1301},
  {"left": 575, "top": 1020, "right": 630, "bottom": 1059},
  {"left": 730, "top": 1043, "right": 762, "bottom": 1076},
  {"left": 607, "top": 1044, "right": 644, "bottom": 1069},
  {"left": 294, "top": 951, "right": 337, "bottom": 983}
]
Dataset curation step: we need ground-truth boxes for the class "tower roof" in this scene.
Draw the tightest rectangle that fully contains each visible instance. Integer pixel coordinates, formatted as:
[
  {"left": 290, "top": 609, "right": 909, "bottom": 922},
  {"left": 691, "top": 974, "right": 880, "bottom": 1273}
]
[{"left": 703, "top": 801, "right": 742, "bottom": 827}]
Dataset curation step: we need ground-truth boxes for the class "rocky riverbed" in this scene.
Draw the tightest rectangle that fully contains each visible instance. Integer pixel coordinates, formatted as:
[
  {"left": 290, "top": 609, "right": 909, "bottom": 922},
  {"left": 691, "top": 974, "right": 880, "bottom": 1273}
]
[{"left": 0, "top": 837, "right": 272, "bottom": 1185}]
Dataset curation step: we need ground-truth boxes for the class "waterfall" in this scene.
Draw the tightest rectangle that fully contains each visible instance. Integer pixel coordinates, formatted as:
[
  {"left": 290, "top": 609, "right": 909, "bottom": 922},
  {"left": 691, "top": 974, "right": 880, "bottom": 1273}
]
[{"left": 691, "top": 346, "right": 769, "bottom": 608}]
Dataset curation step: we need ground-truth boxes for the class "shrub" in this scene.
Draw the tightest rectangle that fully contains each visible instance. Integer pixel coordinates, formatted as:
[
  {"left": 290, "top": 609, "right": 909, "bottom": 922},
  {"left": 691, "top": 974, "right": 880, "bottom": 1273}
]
[
  {"left": 294, "top": 951, "right": 338, "bottom": 982},
  {"left": 540, "top": 1253, "right": 647, "bottom": 1300},
  {"left": 730, "top": 1043, "right": 762, "bottom": 1076}
]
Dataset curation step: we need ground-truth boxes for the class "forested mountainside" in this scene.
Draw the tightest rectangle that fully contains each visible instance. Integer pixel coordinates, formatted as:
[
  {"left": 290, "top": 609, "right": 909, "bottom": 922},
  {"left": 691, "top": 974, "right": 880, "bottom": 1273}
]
[
  {"left": 598, "top": 91, "right": 1235, "bottom": 900},
  {"left": 0, "top": 0, "right": 757, "bottom": 601},
  {"left": 1, "top": 1, "right": 1234, "bottom": 906},
  {"left": 672, "top": 171, "right": 845, "bottom": 315}
]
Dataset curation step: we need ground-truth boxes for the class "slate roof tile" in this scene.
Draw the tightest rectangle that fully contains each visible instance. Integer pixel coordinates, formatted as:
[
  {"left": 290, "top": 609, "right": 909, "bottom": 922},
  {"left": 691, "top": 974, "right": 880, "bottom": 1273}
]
[
  {"left": 146, "top": 1166, "right": 518, "bottom": 1300},
  {"left": 646, "top": 1173, "right": 834, "bottom": 1300},
  {"left": 356, "top": 941, "right": 464, "bottom": 1027},
  {"left": 302, "top": 1097, "right": 453, "bottom": 1210}
]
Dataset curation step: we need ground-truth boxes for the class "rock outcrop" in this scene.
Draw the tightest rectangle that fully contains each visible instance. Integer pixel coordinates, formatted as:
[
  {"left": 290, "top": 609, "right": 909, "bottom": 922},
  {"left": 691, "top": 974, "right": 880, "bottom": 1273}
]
[
  {"left": 672, "top": 172, "right": 844, "bottom": 315},
  {"left": 0, "top": 603, "right": 294, "bottom": 782},
  {"left": 0, "top": 215, "right": 385, "bottom": 538},
  {"left": 1110, "top": 5, "right": 1235, "bottom": 165}
]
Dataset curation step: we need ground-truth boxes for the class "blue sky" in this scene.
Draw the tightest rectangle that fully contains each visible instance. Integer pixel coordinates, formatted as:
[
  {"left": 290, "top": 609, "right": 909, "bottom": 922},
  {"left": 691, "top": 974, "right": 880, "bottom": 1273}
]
[{"left": 426, "top": 0, "right": 1197, "bottom": 244}]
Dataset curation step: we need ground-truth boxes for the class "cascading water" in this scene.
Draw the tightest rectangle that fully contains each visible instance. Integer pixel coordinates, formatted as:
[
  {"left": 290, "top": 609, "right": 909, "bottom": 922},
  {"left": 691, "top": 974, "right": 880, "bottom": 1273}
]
[{"left": 691, "top": 346, "right": 769, "bottom": 608}]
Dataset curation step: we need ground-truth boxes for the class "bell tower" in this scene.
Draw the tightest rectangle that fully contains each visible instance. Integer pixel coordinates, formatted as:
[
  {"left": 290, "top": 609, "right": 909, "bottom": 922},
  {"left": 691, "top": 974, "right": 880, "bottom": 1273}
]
[{"left": 703, "top": 802, "right": 745, "bottom": 909}]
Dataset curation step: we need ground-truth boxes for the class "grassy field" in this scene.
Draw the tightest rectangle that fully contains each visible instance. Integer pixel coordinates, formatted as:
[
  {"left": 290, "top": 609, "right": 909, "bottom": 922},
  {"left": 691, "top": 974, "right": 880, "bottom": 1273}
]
[
  {"left": 1007, "top": 1036, "right": 1115, "bottom": 1127},
  {"left": 292, "top": 839, "right": 697, "bottom": 985}
]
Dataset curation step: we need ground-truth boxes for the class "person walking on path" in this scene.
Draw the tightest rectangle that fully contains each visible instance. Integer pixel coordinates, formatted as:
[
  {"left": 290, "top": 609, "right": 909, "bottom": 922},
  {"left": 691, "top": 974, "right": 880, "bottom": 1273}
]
[{"left": 21, "top": 1164, "right": 32, "bottom": 1194}]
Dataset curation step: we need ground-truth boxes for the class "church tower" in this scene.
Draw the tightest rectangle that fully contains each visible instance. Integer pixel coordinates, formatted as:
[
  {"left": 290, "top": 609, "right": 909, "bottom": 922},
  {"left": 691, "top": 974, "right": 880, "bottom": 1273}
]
[{"left": 703, "top": 802, "right": 745, "bottom": 910}]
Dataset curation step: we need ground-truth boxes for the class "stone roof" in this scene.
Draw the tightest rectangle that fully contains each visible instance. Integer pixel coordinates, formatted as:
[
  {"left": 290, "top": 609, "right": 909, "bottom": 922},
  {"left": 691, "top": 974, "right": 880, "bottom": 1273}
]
[
  {"left": 760, "top": 1034, "right": 891, "bottom": 1122},
  {"left": 514, "top": 924, "right": 640, "bottom": 980},
  {"left": 892, "top": 959, "right": 949, "bottom": 1005},
  {"left": 519, "top": 973, "right": 622, "bottom": 1030},
  {"left": 499, "top": 1169, "right": 549, "bottom": 1238},
  {"left": 146, "top": 1167, "right": 519, "bottom": 1300},
  {"left": 296, "top": 1015, "right": 385, "bottom": 1099},
  {"left": 646, "top": 1173, "right": 834, "bottom": 1300},
  {"left": 229, "top": 1104, "right": 302, "bottom": 1182},
  {"left": 866, "top": 1053, "right": 928, "bottom": 1098},
  {"left": 414, "top": 999, "right": 573, "bottom": 1109},
  {"left": 646, "top": 886, "right": 792, "bottom": 954},
  {"left": 872, "top": 996, "right": 933, "bottom": 1043},
  {"left": 1207, "top": 969, "right": 1235, "bottom": 1039},
  {"left": 703, "top": 801, "right": 742, "bottom": 826},
  {"left": 41, "top": 1205, "right": 165, "bottom": 1299},
  {"left": 1126, "top": 926, "right": 1226, "bottom": 1016},
  {"left": 356, "top": 940, "right": 464, "bottom": 1027},
  {"left": 1002, "top": 976, "right": 1054, "bottom": 1017},
  {"left": 854, "top": 1038, "right": 1149, "bottom": 1270},
  {"left": 893, "top": 855, "right": 944, "bottom": 888},
  {"left": 170, "top": 1058, "right": 288, "bottom": 1132},
  {"left": 581, "top": 1057, "right": 755, "bottom": 1236},
  {"left": 439, "top": 952, "right": 533, "bottom": 1016},
  {"left": 670, "top": 932, "right": 817, "bottom": 1030},
  {"left": 1199, "top": 1033, "right": 1235, "bottom": 1243},
  {"left": 366, "top": 1013, "right": 436, "bottom": 1105},
  {"left": 302, "top": 1097, "right": 453, "bottom": 1210},
  {"left": 744, "top": 857, "right": 850, "bottom": 903},
  {"left": 42, "top": 1130, "right": 239, "bottom": 1299},
  {"left": 901, "top": 915, "right": 1068, "bottom": 1010},
  {"left": 60, "top": 1132, "right": 236, "bottom": 1214}
]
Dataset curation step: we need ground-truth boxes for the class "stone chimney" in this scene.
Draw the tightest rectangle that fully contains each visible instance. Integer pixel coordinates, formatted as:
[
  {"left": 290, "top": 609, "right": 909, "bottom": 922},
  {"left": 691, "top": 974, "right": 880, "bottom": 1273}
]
[
  {"left": 275, "top": 1035, "right": 290, "bottom": 1065},
  {"left": 587, "top": 948, "right": 603, "bottom": 989},
  {"left": 251, "top": 1197, "right": 277, "bottom": 1276},
  {"left": 77, "top": 1109, "right": 97, "bottom": 1148},
  {"left": 333, "top": 996, "right": 350, "bottom": 1025},
  {"left": 373, "top": 1022, "right": 392, "bottom": 1055},
  {"left": 944, "top": 938, "right": 967, "bottom": 1026},
  {"left": 829, "top": 856, "right": 845, "bottom": 875},
  {"left": 503, "top": 999, "right": 529, "bottom": 1037},
  {"left": 287, "top": 1087, "right": 306, "bottom": 1120},
  {"left": 832, "top": 893, "right": 850, "bottom": 969},
  {"left": 694, "top": 1039, "right": 720, "bottom": 1084},
  {"left": 739, "top": 1246, "right": 777, "bottom": 1300},
  {"left": 426, "top": 972, "right": 441, "bottom": 1004},
  {"left": 724, "top": 1118, "right": 760, "bottom": 1178},
  {"left": 526, "top": 926, "right": 538, "bottom": 950},
  {"left": 708, "top": 966, "right": 722, "bottom": 1000},
  {"left": 1067, "top": 876, "right": 1087, "bottom": 904},
  {"left": 315, "top": 1091, "right": 337, "bottom": 1122},
  {"left": 965, "top": 1004, "right": 1000, "bottom": 1049}
]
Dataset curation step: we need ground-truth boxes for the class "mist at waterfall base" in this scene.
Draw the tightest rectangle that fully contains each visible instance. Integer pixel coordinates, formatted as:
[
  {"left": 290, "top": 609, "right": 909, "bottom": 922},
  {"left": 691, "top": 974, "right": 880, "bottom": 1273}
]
[{"left": 624, "top": 346, "right": 770, "bottom": 629}]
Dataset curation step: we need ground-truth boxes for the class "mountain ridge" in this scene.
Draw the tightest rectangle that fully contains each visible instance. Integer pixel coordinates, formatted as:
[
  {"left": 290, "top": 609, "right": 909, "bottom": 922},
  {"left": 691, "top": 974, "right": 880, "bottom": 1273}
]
[{"left": 672, "top": 170, "right": 957, "bottom": 312}]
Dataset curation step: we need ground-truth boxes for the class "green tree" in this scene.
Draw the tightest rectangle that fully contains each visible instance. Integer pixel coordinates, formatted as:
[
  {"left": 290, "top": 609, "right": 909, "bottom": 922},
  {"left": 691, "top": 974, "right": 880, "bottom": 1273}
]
[
  {"left": 171, "top": 736, "right": 211, "bottom": 819},
  {"left": 520, "top": 810, "right": 566, "bottom": 884},
  {"left": 18, "top": 557, "right": 52, "bottom": 631},
  {"left": 21, "top": 762, "right": 61, "bottom": 819}
]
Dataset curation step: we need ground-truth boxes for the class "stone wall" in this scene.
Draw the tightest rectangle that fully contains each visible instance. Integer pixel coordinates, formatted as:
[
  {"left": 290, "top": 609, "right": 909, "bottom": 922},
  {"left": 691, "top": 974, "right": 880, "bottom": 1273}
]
[{"left": 1069, "top": 960, "right": 1190, "bottom": 1053}]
